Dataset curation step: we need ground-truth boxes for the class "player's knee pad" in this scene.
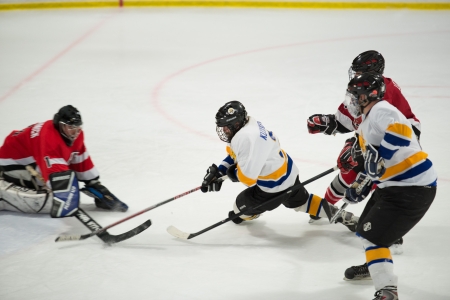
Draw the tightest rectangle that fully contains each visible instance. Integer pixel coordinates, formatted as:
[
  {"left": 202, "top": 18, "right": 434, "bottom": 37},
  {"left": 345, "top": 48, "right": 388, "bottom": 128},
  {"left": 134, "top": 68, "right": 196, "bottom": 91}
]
[
  {"left": 0, "top": 179, "right": 52, "bottom": 213},
  {"left": 49, "top": 170, "right": 80, "bottom": 218}
]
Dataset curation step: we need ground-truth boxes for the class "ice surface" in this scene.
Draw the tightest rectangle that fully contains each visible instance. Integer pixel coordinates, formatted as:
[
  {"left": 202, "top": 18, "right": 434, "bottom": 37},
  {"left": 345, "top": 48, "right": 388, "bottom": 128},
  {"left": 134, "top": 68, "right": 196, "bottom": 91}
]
[{"left": 0, "top": 7, "right": 449, "bottom": 300}]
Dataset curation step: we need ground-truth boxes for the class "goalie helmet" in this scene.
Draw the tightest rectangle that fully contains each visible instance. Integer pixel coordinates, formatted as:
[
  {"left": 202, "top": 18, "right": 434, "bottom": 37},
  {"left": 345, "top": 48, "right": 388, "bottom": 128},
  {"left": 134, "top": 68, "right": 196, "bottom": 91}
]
[
  {"left": 345, "top": 72, "right": 386, "bottom": 117},
  {"left": 215, "top": 101, "right": 248, "bottom": 143},
  {"left": 348, "top": 50, "right": 385, "bottom": 80},
  {"left": 53, "top": 105, "right": 83, "bottom": 146}
]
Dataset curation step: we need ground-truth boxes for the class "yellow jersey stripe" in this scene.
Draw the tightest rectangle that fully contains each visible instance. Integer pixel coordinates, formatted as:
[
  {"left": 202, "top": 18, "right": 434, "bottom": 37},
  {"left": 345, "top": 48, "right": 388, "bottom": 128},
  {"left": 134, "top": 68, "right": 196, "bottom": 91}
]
[
  {"left": 237, "top": 164, "right": 257, "bottom": 187},
  {"left": 380, "top": 151, "right": 428, "bottom": 180},
  {"left": 258, "top": 150, "right": 288, "bottom": 180},
  {"left": 386, "top": 123, "right": 412, "bottom": 139}
]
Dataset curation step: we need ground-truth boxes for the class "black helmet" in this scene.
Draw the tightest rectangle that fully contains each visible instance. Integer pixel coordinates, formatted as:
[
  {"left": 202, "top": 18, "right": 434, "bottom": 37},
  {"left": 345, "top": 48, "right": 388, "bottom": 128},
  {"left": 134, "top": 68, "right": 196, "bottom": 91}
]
[
  {"left": 345, "top": 72, "right": 386, "bottom": 117},
  {"left": 349, "top": 50, "right": 385, "bottom": 80},
  {"left": 53, "top": 105, "right": 83, "bottom": 145},
  {"left": 215, "top": 101, "right": 248, "bottom": 143}
]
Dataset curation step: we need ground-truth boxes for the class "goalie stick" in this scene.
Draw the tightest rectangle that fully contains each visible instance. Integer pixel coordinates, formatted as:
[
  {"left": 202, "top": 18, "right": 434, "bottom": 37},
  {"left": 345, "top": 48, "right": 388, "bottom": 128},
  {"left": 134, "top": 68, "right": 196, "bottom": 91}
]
[
  {"left": 56, "top": 175, "right": 229, "bottom": 242},
  {"left": 167, "top": 166, "right": 338, "bottom": 240},
  {"left": 24, "top": 165, "right": 151, "bottom": 244},
  {"left": 71, "top": 208, "right": 152, "bottom": 244}
]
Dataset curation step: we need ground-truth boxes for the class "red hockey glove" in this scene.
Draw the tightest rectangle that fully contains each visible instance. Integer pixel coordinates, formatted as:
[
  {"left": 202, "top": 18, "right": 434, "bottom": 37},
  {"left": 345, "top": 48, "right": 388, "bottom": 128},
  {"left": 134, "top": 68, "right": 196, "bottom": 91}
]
[
  {"left": 337, "top": 137, "right": 359, "bottom": 174},
  {"left": 307, "top": 114, "right": 338, "bottom": 135}
]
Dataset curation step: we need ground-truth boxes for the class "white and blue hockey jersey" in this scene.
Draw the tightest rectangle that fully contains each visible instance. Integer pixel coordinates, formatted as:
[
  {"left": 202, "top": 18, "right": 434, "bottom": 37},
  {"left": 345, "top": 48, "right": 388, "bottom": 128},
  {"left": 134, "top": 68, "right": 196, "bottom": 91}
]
[
  {"left": 218, "top": 116, "right": 299, "bottom": 193},
  {"left": 357, "top": 101, "right": 437, "bottom": 188}
]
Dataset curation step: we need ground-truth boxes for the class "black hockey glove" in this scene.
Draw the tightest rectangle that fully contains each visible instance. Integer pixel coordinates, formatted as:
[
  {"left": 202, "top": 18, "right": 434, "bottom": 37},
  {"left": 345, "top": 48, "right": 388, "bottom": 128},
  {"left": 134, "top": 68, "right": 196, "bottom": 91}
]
[
  {"left": 364, "top": 144, "right": 386, "bottom": 180},
  {"left": 226, "top": 164, "right": 239, "bottom": 182},
  {"left": 201, "top": 164, "right": 223, "bottom": 193},
  {"left": 307, "top": 114, "right": 338, "bottom": 135},
  {"left": 82, "top": 180, "right": 128, "bottom": 212},
  {"left": 344, "top": 173, "right": 373, "bottom": 204},
  {"left": 337, "top": 137, "right": 359, "bottom": 174}
]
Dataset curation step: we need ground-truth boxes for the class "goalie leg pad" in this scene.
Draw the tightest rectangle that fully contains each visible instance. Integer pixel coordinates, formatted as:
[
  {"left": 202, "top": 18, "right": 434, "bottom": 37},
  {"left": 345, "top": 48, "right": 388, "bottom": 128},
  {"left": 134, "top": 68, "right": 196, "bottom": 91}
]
[
  {"left": 0, "top": 179, "right": 52, "bottom": 213},
  {"left": 50, "top": 170, "right": 80, "bottom": 218}
]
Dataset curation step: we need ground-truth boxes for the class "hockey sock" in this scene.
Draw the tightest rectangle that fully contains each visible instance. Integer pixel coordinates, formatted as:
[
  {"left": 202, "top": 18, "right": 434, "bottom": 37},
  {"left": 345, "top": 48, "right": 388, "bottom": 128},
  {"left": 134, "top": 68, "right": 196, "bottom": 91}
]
[
  {"left": 294, "top": 194, "right": 330, "bottom": 218},
  {"left": 362, "top": 237, "right": 398, "bottom": 290}
]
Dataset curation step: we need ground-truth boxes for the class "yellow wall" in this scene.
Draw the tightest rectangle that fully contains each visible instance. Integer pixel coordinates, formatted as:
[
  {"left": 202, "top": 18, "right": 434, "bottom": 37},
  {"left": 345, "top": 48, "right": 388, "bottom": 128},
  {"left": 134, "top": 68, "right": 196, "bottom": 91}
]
[{"left": 1, "top": 0, "right": 450, "bottom": 10}]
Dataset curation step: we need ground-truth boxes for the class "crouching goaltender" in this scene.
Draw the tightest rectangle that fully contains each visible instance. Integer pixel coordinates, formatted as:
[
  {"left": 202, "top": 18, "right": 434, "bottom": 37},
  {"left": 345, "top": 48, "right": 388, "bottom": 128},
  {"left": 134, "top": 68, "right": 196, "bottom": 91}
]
[{"left": 0, "top": 105, "right": 128, "bottom": 218}]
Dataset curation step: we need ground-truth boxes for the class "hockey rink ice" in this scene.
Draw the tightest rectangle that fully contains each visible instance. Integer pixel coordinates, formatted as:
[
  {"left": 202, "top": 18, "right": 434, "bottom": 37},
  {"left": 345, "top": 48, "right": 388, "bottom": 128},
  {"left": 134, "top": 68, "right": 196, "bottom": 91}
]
[{"left": 1, "top": 6, "right": 450, "bottom": 300}]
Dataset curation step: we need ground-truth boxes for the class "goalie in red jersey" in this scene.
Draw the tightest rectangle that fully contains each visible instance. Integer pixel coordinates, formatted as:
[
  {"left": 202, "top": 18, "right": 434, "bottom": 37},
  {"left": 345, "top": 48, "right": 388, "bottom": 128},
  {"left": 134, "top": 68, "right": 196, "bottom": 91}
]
[
  {"left": 0, "top": 105, "right": 128, "bottom": 217},
  {"left": 306, "top": 50, "right": 421, "bottom": 232}
]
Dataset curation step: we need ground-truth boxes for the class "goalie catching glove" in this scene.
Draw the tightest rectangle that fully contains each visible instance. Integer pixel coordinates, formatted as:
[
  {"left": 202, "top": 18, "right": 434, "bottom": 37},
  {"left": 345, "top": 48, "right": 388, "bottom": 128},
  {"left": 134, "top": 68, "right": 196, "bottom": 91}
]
[
  {"left": 81, "top": 180, "right": 128, "bottom": 212},
  {"left": 201, "top": 164, "right": 223, "bottom": 193},
  {"left": 307, "top": 114, "right": 338, "bottom": 135},
  {"left": 344, "top": 173, "right": 373, "bottom": 204}
]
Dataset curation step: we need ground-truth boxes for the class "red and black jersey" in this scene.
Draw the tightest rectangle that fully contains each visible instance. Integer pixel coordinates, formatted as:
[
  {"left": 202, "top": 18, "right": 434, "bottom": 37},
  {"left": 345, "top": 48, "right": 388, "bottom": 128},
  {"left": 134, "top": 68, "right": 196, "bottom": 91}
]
[
  {"left": 336, "top": 77, "right": 421, "bottom": 132},
  {"left": 0, "top": 120, "right": 99, "bottom": 184}
]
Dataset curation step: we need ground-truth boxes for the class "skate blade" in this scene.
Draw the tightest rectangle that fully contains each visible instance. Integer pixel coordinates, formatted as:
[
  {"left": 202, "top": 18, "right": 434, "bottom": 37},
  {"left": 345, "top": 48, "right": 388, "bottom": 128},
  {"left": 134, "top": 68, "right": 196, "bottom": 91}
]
[{"left": 343, "top": 276, "right": 372, "bottom": 281}]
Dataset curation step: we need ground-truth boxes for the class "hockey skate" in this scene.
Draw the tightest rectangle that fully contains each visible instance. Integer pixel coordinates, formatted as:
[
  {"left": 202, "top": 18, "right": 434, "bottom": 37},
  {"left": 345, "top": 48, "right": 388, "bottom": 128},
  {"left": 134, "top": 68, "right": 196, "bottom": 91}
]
[
  {"left": 308, "top": 214, "right": 321, "bottom": 224},
  {"left": 373, "top": 286, "right": 398, "bottom": 300},
  {"left": 344, "top": 262, "right": 371, "bottom": 281},
  {"left": 321, "top": 200, "right": 359, "bottom": 232},
  {"left": 389, "top": 237, "right": 403, "bottom": 255}
]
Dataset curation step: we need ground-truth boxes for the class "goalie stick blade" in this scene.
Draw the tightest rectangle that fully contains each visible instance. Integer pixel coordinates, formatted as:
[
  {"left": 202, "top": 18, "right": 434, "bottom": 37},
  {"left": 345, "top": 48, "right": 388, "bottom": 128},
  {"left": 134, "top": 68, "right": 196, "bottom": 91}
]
[
  {"left": 166, "top": 225, "right": 192, "bottom": 240},
  {"left": 93, "top": 219, "right": 152, "bottom": 244},
  {"left": 55, "top": 219, "right": 152, "bottom": 244}
]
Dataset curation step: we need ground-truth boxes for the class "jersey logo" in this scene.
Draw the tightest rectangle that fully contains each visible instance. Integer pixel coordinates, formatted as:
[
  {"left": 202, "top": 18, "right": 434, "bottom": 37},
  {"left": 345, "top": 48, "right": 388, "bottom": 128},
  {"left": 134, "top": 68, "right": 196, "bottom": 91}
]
[
  {"left": 67, "top": 152, "right": 79, "bottom": 165},
  {"left": 352, "top": 116, "right": 363, "bottom": 130},
  {"left": 30, "top": 122, "right": 44, "bottom": 138}
]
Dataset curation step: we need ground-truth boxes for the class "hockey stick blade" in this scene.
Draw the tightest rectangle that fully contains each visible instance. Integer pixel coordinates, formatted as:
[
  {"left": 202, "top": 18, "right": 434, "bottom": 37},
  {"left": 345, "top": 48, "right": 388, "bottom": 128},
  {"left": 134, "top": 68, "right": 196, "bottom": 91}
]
[
  {"left": 166, "top": 225, "right": 192, "bottom": 240},
  {"left": 56, "top": 219, "right": 152, "bottom": 244}
]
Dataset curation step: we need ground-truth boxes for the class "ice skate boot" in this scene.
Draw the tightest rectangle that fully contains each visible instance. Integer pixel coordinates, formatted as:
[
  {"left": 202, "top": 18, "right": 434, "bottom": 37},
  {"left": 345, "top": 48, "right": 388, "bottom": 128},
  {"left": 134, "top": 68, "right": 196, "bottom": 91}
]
[
  {"left": 334, "top": 210, "right": 359, "bottom": 232},
  {"left": 308, "top": 214, "right": 321, "bottom": 224},
  {"left": 344, "top": 262, "right": 371, "bottom": 281},
  {"left": 373, "top": 286, "right": 398, "bottom": 300},
  {"left": 320, "top": 199, "right": 358, "bottom": 232},
  {"left": 389, "top": 237, "right": 403, "bottom": 255}
]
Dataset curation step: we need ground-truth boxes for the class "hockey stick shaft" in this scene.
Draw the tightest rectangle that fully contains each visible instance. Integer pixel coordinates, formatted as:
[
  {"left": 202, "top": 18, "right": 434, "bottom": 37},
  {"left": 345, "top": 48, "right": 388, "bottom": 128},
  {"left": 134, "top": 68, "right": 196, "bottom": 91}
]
[
  {"left": 57, "top": 175, "right": 229, "bottom": 241},
  {"left": 329, "top": 175, "right": 371, "bottom": 224},
  {"left": 168, "top": 166, "right": 338, "bottom": 240}
]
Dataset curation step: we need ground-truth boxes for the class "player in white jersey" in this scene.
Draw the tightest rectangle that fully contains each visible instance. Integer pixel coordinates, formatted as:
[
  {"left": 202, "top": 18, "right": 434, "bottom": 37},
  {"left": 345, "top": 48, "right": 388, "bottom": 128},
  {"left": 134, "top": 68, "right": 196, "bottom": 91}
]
[
  {"left": 341, "top": 73, "right": 437, "bottom": 300},
  {"left": 201, "top": 101, "right": 352, "bottom": 225}
]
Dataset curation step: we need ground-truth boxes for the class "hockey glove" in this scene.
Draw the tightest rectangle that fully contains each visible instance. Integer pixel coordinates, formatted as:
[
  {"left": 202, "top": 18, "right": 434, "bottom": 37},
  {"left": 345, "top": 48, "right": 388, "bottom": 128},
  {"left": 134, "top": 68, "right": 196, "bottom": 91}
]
[
  {"left": 364, "top": 144, "right": 386, "bottom": 179},
  {"left": 344, "top": 173, "right": 373, "bottom": 204},
  {"left": 226, "top": 164, "right": 239, "bottom": 182},
  {"left": 337, "top": 137, "right": 359, "bottom": 174},
  {"left": 201, "top": 164, "right": 223, "bottom": 193},
  {"left": 307, "top": 114, "right": 338, "bottom": 135},
  {"left": 82, "top": 180, "right": 128, "bottom": 212}
]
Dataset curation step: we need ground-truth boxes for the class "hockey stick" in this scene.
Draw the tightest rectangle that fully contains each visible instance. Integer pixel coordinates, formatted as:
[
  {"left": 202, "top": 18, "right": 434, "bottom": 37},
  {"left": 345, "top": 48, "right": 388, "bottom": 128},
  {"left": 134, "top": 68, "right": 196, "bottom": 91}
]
[
  {"left": 73, "top": 208, "right": 152, "bottom": 244},
  {"left": 329, "top": 203, "right": 348, "bottom": 224},
  {"left": 56, "top": 175, "right": 229, "bottom": 242},
  {"left": 167, "top": 166, "right": 338, "bottom": 240},
  {"left": 24, "top": 166, "right": 151, "bottom": 244},
  {"left": 329, "top": 175, "right": 372, "bottom": 224}
]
